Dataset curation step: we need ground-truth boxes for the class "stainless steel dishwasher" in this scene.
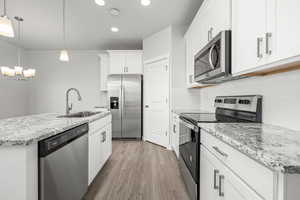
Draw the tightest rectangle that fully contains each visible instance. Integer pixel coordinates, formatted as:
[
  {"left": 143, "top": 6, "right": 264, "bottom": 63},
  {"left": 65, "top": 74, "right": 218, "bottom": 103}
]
[{"left": 39, "top": 123, "right": 89, "bottom": 200}]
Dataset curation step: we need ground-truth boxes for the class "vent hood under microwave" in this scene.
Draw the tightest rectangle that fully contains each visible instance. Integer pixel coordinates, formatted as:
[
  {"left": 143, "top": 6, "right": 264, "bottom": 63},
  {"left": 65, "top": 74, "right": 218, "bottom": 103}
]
[{"left": 194, "top": 30, "right": 231, "bottom": 83}]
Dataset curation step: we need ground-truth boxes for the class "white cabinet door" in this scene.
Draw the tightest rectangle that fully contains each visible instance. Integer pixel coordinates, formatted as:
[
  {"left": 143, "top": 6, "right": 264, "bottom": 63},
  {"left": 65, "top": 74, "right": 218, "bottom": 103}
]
[
  {"left": 275, "top": 0, "right": 300, "bottom": 62},
  {"left": 222, "top": 163, "right": 263, "bottom": 200},
  {"left": 125, "top": 52, "right": 143, "bottom": 74},
  {"left": 106, "top": 123, "right": 112, "bottom": 158},
  {"left": 201, "top": 147, "right": 263, "bottom": 200},
  {"left": 88, "top": 132, "right": 100, "bottom": 185},
  {"left": 109, "top": 53, "right": 125, "bottom": 74},
  {"left": 232, "top": 0, "right": 267, "bottom": 74},
  {"left": 207, "top": 0, "right": 231, "bottom": 39},
  {"left": 200, "top": 147, "right": 220, "bottom": 200}
]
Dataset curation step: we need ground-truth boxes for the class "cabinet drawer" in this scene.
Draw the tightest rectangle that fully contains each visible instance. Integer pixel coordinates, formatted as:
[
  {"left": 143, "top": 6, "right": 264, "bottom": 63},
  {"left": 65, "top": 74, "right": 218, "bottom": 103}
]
[
  {"left": 201, "top": 130, "right": 277, "bottom": 200},
  {"left": 89, "top": 115, "right": 112, "bottom": 134}
]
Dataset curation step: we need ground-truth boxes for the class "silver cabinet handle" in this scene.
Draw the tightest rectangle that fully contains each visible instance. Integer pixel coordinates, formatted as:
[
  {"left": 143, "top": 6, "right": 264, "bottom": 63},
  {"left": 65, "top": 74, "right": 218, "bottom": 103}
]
[
  {"left": 173, "top": 124, "right": 176, "bottom": 133},
  {"left": 219, "top": 175, "right": 225, "bottom": 197},
  {"left": 210, "top": 27, "right": 213, "bottom": 40},
  {"left": 101, "top": 131, "right": 106, "bottom": 142},
  {"left": 257, "top": 37, "right": 263, "bottom": 58},
  {"left": 212, "top": 146, "right": 228, "bottom": 158},
  {"left": 266, "top": 32, "right": 272, "bottom": 55},
  {"left": 213, "top": 169, "right": 219, "bottom": 189}
]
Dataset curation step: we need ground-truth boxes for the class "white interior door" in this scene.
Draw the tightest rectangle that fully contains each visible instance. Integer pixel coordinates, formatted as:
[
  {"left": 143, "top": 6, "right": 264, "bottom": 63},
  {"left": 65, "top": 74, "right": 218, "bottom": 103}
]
[{"left": 144, "top": 58, "right": 169, "bottom": 148}]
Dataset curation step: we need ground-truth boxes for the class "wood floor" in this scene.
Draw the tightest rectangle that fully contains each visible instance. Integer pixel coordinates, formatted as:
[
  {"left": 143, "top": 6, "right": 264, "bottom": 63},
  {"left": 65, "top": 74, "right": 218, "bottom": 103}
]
[{"left": 84, "top": 141, "right": 190, "bottom": 200}]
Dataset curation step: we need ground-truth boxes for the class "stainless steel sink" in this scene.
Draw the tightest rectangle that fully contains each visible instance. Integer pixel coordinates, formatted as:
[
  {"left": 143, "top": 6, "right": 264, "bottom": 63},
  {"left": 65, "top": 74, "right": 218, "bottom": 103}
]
[{"left": 57, "top": 111, "right": 102, "bottom": 118}]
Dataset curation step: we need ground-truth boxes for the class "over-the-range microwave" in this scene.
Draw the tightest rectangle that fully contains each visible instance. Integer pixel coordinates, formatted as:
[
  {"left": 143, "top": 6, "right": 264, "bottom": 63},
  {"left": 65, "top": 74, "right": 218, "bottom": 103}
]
[{"left": 194, "top": 30, "right": 231, "bottom": 83}]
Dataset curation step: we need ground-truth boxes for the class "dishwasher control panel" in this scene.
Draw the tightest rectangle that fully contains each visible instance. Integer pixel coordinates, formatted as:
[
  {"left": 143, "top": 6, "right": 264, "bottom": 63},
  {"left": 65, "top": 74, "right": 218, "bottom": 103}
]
[{"left": 38, "top": 123, "right": 88, "bottom": 157}]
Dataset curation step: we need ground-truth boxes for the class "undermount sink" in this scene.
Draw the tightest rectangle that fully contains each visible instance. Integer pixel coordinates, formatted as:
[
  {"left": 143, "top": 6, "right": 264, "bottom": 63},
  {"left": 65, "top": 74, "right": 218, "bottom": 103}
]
[{"left": 57, "top": 111, "right": 102, "bottom": 118}]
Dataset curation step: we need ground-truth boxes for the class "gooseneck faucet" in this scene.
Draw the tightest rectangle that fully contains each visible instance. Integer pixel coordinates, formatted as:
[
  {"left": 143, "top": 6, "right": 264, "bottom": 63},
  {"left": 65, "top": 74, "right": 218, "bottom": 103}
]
[{"left": 66, "top": 88, "right": 82, "bottom": 115}]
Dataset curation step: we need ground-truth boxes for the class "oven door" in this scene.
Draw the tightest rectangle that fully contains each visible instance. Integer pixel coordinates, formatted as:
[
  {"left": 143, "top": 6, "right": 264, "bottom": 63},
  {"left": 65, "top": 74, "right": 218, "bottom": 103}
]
[{"left": 179, "top": 119, "right": 200, "bottom": 182}]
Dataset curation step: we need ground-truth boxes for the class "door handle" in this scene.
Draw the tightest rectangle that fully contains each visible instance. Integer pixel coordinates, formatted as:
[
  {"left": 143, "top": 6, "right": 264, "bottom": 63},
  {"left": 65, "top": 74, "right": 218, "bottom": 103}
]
[
  {"left": 219, "top": 175, "right": 225, "bottom": 197},
  {"left": 213, "top": 169, "right": 219, "bottom": 189},
  {"left": 257, "top": 37, "right": 263, "bottom": 58},
  {"left": 266, "top": 32, "right": 272, "bottom": 55},
  {"left": 145, "top": 105, "right": 149, "bottom": 108}
]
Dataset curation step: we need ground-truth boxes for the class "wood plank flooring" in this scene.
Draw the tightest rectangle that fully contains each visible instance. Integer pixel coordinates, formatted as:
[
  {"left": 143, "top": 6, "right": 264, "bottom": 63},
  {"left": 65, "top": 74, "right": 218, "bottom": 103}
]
[{"left": 84, "top": 141, "right": 190, "bottom": 200}]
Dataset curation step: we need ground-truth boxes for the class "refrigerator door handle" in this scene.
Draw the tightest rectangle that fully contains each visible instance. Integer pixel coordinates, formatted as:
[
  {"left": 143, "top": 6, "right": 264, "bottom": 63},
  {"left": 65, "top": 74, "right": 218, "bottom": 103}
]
[{"left": 122, "top": 86, "right": 125, "bottom": 116}]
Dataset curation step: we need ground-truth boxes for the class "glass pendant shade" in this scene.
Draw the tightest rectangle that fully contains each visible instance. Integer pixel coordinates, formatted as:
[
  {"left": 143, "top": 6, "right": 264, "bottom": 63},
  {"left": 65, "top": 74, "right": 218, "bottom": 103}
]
[
  {"left": 60, "top": 50, "right": 69, "bottom": 62},
  {"left": 14, "top": 66, "right": 23, "bottom": 75},
  {"left": 0, "top": 16, "right": 14, "bottom": 37}
]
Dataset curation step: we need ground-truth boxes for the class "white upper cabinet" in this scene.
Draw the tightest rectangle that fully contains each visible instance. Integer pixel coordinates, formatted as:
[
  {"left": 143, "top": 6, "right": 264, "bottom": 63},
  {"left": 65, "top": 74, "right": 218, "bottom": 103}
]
[
  {"left": 275, "top": 0, "right": 300, "bottom": 61},
  {"left": 232, "top": 0, "right": 300, "bottom": 75},
  {"left": 108, "top": 50, "right": 143, "bottom": 75},
  {"left": 232, "top": 0, "right": 268, "bottom": 74},
  {"left": 125, "top": 52, "right": 143, "bottom": 74},
  {"left": 109, "top": 52, "right": 125, "bottom": 74},
  {"left": 184, "top": 0, "right": 231, "bottom": 88}
]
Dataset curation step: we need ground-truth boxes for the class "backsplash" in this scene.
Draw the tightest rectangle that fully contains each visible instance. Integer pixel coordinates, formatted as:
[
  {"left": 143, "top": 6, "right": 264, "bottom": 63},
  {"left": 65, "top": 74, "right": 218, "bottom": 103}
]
[{"left": 200, "top": 69, "right": 300, "bottom": 130}]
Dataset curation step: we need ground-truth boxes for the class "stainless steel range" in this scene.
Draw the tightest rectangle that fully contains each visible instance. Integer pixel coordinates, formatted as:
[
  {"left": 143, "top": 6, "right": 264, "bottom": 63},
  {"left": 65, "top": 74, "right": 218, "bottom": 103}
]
[{"left": 178, "top": 95, "right": 262, "bottom": 200}]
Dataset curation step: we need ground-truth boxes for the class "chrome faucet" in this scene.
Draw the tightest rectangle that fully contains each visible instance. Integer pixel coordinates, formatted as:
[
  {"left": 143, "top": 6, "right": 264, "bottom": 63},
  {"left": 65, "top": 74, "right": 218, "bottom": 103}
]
[{"left": 66, "top": 88, "right": 82, "bottom": 115}]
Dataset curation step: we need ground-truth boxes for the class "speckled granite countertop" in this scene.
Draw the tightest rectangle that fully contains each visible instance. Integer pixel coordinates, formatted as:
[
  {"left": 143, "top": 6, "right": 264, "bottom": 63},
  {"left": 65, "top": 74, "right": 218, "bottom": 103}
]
[
  {"left": 172, "top": 109, "right": 210, "bottom": 115},
  {"left": 0, "top": 111, "right": 111, "bottom": 146},
  {"left": 198, "top": 123, "right": 300, "bottom": 174}
]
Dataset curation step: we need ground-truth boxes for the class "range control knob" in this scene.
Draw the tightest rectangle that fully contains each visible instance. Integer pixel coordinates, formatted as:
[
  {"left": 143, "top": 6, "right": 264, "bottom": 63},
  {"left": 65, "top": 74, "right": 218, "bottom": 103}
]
[{"left": 239, "top": 99, "right": 251, "bottom": 105}]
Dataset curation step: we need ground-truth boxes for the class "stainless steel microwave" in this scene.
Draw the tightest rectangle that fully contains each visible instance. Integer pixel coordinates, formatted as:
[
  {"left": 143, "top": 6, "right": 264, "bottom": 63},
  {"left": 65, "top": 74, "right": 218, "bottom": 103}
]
[{"left": 194, "top": 30, "right": 231, "bottom": 83}]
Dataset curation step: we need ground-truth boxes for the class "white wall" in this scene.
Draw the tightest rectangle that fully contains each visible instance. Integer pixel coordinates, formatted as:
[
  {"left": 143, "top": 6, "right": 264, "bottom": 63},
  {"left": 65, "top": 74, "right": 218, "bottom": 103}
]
[
  {"left": 26, "top": 51, "right": 104, "bottom": 114},
  {"left": 143, "top": 27, "right": 172, "bottom": 61},
  {"left": 143, "top": 25, "right": 201, "bottom": 110},
  {"left": 200, "top": 70, "right": 300, "bottom": 130},
  {"left": 0, "top": 40, "right": 29, "bottom": 119},
  {"left": 171, "top": 25, "right": 201, "bottom": 110}
]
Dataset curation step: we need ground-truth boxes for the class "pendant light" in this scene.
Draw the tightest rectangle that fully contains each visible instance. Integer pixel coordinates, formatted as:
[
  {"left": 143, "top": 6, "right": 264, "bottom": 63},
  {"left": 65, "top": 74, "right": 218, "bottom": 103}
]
[
  {"left": 59, "top": 0, "right": 69, "bottom": 62},
  {"left": 0, "top": 0, "right": 14, "bottom": 37},
  {"left": 14, "top": 16, "right": 23, "bottom": 75},
  {"left": 0, "top": 16, "right": 36, "bottom": 80}
]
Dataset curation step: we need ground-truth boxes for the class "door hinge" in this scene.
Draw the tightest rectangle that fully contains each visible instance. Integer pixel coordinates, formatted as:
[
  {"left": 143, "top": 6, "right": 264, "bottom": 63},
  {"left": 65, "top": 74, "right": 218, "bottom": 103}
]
[{"left": 165, "top": 65, "right": 168, "bottom": 71}]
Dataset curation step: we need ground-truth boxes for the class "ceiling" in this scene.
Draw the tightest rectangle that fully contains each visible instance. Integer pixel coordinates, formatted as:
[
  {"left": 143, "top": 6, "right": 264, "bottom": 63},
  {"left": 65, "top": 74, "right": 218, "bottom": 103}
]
[{"left": 0, "top": 0, "right": 203, "bottom": 50}]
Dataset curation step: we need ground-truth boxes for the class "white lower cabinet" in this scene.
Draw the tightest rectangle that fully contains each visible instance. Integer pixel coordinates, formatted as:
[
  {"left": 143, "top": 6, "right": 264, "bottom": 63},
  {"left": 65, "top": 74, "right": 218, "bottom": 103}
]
[
  {"left": 88, "top": 116, "right": 112, "bottom": 185},
  {"left": 200, "top": 147, "right": 263, "bottom": 200}
]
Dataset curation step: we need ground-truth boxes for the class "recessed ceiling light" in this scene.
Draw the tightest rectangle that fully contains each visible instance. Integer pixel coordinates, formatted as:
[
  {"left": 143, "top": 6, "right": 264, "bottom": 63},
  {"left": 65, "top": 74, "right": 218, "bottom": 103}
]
[
  {"left": 141, "top": 0, "right": 151, "bottom": 6},
  {"left": 95, "top": 0, "right": 105, "bottom": 6},
  {"left": 111, "top": 27, "right": 119, "bottom": 32}
]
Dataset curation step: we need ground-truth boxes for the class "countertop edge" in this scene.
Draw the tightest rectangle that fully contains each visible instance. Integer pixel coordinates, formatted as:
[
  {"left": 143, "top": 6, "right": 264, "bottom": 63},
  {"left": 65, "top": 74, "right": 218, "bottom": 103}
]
[{"left": 0, "top": 112, "right": 111, "bottom": 147}]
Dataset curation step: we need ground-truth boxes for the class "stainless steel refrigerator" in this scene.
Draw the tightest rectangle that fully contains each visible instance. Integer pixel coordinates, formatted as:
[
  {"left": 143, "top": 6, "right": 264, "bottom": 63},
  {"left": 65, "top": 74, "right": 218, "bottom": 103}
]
[{"left": 107, "top": 75, "right": 142, "bottom": 139}]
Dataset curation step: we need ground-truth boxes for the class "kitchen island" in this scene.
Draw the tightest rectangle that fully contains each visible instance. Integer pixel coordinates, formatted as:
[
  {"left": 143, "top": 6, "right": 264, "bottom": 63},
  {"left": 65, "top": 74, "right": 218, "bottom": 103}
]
[{"left": 0, "top": 111, "right": 111, "bottom": 200}]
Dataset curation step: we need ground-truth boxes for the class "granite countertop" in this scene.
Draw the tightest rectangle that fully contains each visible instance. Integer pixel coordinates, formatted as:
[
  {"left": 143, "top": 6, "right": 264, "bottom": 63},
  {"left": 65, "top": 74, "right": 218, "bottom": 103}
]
[
  {"left": 0, "top": 111, "right": 111, "bottom": 146},
  {"left": 198, "top": 123, "right": 300, "bottom": 174},
  {"left": 172, "top": 109, "right": 210, "bottom": 115}
]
